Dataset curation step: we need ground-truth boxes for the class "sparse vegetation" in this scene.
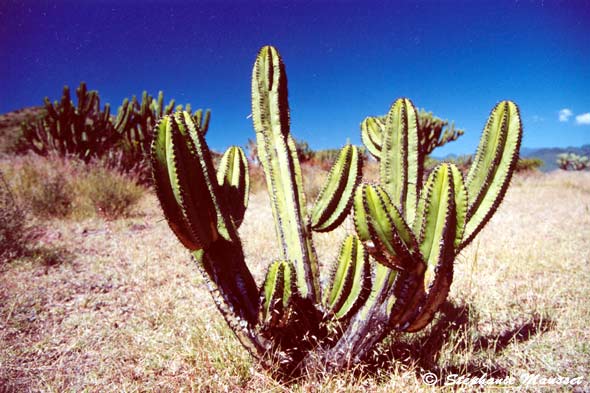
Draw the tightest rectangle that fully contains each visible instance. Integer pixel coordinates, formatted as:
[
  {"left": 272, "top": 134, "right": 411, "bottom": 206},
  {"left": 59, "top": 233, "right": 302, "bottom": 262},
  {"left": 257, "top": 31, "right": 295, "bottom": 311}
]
[
  {"left": 75, "top": 165, "right": 144, "bottom": 220},
  {"left": 0, "top": 171, "right": 588, "bottom": 391},
  {"left": 2, "top": 154, "right": 144, "bottom": 220},
  {"left": 516, "top": 157, "right": 544, "bottom": 172},
  {"left": 12, "top": 156, "right": 75, "bottom": 218},
  {"left": 0, "top": 170, "right": 28, "bottom": 262}
]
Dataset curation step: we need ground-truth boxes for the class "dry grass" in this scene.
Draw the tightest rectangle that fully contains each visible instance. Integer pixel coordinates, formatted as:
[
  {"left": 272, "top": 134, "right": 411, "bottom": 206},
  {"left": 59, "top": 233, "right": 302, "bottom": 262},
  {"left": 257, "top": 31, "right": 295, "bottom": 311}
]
[
  {"left": 1, "top": 155, "right": 144, "bottom": 221},
  {"left": 1, "top": 170, "right": 589, "bottom": 392}
]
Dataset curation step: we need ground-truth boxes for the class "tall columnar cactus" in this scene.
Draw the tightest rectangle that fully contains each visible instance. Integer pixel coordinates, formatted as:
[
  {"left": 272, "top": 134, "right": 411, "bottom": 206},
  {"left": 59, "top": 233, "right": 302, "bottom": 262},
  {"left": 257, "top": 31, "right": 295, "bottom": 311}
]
[
  {"left": 152, "top": 45, "right": 522, "bottom": 374},
  {"left": 22, "top": 82, "right": 120, "bottom": 161}
]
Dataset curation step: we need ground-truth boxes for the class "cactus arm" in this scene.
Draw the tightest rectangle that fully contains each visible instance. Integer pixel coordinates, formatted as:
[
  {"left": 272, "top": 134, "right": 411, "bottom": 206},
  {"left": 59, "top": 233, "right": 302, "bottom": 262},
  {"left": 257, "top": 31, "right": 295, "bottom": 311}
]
[
  {"left": 380, "top": 98, "right": 421, "bottom": 223},
  {"left": 310, "top": 144, "right": 362, "bottom": 232},
  {"left": 251, "top": 45, "right": 319, "bottom": 302},
  {"left": 176, "top": 112, "right": 233, "bottom": 240},
  {"left": 380, "top": 100, "right": 406, "bottom": 206},
  {"left": 461, "top": 101, "right": 522, "bottom": 250},
  {"left": 360, "top": 116, "right": 385, "bottom": 159},
  {"left": 400, "top": 164, "right": 456, "bottom": 332},
  {"left": 192, "top": 246, "right": 267, "bottom": 358},
  {"left": 193, "top": 109, "right": 211, "bottom": 135},
  {"left": 323, "top": 235, "right": 370, "bottom": 319},
  {"left": 354, "top": 183, "right": 420, "bottom": 269},
  {"left": 449, "top": 163, "right": 467, "bottom": 248},
  {"left": 259, "top": 260, "right": 294, "bottom": 328},
  {"left": 165, "top": 115, "right": 219, "bottom": 249},
  {"left": 216, "top": 146, "right": 250, "bottom": 228},
  {"left": 404, "top": 99, "right": 421, "bottom": 224}
]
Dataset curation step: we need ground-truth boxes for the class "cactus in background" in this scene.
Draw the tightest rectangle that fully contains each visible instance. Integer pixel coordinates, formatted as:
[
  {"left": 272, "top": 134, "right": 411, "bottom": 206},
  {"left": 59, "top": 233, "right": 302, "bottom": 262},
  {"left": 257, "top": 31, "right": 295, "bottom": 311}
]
[
  {"left": 152, "top": 45, "right": 522, "bottom": 374},
  {"left": 22, "top": 82, "right": 120, "bottom": 161},
  {"left": 557, "top": 153, "right": 589, "bottom": 171},
  {"left": 361, "top": 108, "right": 464, "bottom": 159},
  {"left": 114, "top": 91, "right": 210, "bottom": 177}
]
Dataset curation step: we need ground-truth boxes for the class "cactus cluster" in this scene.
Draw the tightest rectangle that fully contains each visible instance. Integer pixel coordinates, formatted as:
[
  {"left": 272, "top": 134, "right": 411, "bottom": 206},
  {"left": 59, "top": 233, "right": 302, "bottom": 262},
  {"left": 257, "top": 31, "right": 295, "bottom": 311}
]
[
  {"left": 22, "top": 82, "right": 120, "bottom": 161},
  {"left": 21, "top": 83, "right": 209, "bottom": 181},
  {"left": 152, "top": 46, "right": 522, "bottom": 374},
  {"left": 557, "top": 153, "right": 589, "bottom": 171},
  {"left": 115, "top": 91, "right": 210, "bottom": 171}
]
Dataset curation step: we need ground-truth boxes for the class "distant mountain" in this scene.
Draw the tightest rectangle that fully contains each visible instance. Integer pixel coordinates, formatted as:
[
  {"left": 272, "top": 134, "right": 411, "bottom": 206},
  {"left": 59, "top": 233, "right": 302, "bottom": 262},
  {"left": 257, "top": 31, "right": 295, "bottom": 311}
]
[{"left": 520, "top": 145, "right": 590, "bottom": 171}]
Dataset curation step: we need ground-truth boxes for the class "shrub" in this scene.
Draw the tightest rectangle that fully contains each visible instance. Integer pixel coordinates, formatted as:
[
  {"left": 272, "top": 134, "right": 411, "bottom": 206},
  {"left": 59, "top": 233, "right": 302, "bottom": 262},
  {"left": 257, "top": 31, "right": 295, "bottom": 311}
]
[
  {"left": 516, "top": 157, "right": 543, "bottom": 172},
  {"left": 76, "top": 165, "right": 143, "bottom": 219},
  {"left": 14, "top": 157, "right": 74, "bottom": 218},
  {"left": 5, "top": 154, "right": 144, "bottom": 220},
  {"left": 0, "top": 170, "right": 27, "bottom": 262}
]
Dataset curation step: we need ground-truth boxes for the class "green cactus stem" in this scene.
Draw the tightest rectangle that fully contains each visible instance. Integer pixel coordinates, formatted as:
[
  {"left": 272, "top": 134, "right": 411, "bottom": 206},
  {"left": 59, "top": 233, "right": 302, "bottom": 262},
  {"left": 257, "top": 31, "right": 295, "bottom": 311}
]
[
  {"left": 259, "top": 260, "right": 295, "bottom": 329},
  {"left": 323, "top": 235, "right": 370, "bottom": 320},
  {"left": 251, "top": 46, "right": 320, "bottom": 303},
  {"left": 151, "top": 111, "right": 265, "bottom": 359},
  {"left": 461, "top": 101, "right": 522, "bottom": 249},
  {"left": 217, "top": 146, "right": 250, "bottom": 228},
  {"left": 310, "top": 144, "right": 362, "bottom": 232}
]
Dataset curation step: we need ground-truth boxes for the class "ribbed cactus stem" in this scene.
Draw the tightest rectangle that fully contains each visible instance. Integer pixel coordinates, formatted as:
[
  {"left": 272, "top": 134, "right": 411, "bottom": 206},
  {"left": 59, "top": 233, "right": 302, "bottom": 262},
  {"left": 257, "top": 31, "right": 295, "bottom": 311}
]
[
  {"left": 380, "top": 98, "right": 421, "bottom": 224},
  {"left": 251, "top": 45, "right": 319, "bottom": 302},
  {"left": 151, "top": 111, "right": 262, "bottom": 356}
]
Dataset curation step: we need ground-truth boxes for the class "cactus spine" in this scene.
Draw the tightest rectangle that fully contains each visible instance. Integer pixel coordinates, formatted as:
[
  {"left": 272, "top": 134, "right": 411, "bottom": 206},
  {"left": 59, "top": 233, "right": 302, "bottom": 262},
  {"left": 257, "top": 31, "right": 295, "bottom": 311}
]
[{"left": 152, "top": 45, "right": 522, "bottom": 374}]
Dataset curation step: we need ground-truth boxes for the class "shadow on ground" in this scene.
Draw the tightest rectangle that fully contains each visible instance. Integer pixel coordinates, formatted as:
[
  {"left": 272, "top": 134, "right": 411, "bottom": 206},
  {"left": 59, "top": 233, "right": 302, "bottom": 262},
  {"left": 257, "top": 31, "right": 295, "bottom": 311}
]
[{"left": 363, "top": 300, "right": 555, "bottom": 385}]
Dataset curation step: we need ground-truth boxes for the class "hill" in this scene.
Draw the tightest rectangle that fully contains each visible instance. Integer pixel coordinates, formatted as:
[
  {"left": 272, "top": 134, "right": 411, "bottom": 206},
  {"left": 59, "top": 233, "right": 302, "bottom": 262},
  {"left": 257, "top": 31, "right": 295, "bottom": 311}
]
[{"left": 0, "top": 106, "right": 44, "bottom": 154}]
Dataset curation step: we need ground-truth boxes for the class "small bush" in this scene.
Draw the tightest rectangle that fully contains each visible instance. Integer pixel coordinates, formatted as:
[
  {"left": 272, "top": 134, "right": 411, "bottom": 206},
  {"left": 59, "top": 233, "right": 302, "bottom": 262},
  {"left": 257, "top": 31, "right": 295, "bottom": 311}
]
[
  {"left": 75, "top": 165, "right": 143, "bottom": 219},
  {"left": 516, "top": 157, "right": 543, "bottom": 172},
  {"left": 14, "top": 157, "right": 74, "bottom": 218},
  {"left": 0, "top": 170, "right": 27, "bottom": 262},
  {"left": 4, "top": 154, "right": 144, "bottom": 220}
]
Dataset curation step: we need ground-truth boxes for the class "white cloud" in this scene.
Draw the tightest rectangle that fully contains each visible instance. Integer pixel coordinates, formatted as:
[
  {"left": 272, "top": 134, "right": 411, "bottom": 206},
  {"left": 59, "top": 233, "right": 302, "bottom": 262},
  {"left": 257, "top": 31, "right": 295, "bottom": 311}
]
[
  {"left": 559, "top": 108, "right": 573, "bottom": 122},
  {"left": 575, "top": 113, "right": 590, "bottom": 125}
]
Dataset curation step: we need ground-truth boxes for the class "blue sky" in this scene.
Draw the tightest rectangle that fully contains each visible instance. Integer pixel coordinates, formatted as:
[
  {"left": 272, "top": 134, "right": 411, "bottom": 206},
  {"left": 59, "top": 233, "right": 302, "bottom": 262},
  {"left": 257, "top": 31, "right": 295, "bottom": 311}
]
[{"left": 1, "top": 0, "right": 588, "bottom": 155}]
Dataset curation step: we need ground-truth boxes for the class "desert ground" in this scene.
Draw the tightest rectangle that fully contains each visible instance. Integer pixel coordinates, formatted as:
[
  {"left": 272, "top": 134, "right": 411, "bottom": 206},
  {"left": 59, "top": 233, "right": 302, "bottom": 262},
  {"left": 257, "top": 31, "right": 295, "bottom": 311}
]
[{"left": 1, "top": 163, "right": 589, "bottom": 392}]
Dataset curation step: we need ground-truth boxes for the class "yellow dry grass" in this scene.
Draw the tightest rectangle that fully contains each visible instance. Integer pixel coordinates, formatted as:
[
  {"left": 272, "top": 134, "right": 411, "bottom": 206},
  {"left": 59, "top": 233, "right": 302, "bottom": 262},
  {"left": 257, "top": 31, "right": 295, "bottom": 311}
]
[{"left": 1, "top": 170, "right": 589, "bottom": 392}]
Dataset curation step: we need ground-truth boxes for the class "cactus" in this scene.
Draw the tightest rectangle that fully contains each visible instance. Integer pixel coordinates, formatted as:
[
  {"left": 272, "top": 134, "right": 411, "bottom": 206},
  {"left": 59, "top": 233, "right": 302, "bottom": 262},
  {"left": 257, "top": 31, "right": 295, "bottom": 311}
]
[
  {"left": 114, "top": 91, "right": 210, "bottom": 178},
  {"left": 361, "top": 108, "right": 464, "bottom": 159},
  {"left": 557, "top": 153, "right": 589, "bottom": 171},
  {"left": 152, "top": 45, "right": 522, "bottom": 374},
  {"left": 21, "top": 82, "right": 121, "bottom": 161}
]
